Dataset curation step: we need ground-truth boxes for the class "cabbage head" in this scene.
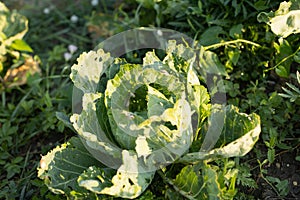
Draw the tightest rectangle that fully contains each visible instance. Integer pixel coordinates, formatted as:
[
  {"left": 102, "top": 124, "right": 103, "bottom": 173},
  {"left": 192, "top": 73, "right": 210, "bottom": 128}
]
[{"left": 38, "top": 40, "right": 260, "bottom": 199}]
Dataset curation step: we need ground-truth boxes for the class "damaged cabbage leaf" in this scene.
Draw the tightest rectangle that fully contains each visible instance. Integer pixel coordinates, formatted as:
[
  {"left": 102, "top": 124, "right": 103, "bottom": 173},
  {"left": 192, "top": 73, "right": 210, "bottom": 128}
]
[
  {"left": 37, "top": 137, "right": 104, "bottom": 199},
  {"left": 258, "top": 0, "right": 300, "bottom": 38},
  {"left": 0, "top": 2, "right": 28, "bottom": 53},
  {"left": 178, "top": 105, "right": 261, "bottom": 163},
  {"left": 0, "top": 2, "right": 38, "bottom": 92},
  {"left": 37, "top": 137, "right": 155, "bottom": 199},
  {"left": 78, "top": 151, "right": 154, "bottom": 199}
]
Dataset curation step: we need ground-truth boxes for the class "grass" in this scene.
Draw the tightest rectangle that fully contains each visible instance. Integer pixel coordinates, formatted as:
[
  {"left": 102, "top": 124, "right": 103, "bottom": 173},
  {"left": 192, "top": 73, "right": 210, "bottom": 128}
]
[
  {"left": 0, "top": 0, "right": 299, "bottom": 199},
  {"left": 0, "top": 0, "right": 100, "bottom": 199}
]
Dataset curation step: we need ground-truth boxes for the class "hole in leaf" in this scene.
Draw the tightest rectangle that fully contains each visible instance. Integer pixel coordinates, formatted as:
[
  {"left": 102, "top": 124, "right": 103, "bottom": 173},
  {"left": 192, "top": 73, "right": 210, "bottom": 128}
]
[
  {"left": 129, "top": 85, "right": 148, "bottom": 117},
  {"left": 120, "top": 49, "right": 165, "bottom": 64},
  {"left": 164, "top": 121, "right": 177, "bottom": 130},
  {"left": 128, "top": 178, "right": 134, "bottom": 186}
]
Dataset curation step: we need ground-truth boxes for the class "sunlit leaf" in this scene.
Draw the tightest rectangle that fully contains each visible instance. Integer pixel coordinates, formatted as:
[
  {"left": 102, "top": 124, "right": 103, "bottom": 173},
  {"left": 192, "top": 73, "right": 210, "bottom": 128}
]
[
  {"left": 37, "top": 137, "right": 104, "bottom": 199},
  {"left": 179, "top": 105, "right": 261, "bottom": 163},
  {"left": 10, "top": 39, "right": 33, "bottom": 52},
  {"left": 0, "top": 2, "right": 28, "bottom": 49},
  {"left": 79, "top": 151, "right": 155, "bottom": 199},
  {"left": 258, "top": 1, "right": 300, "bottom": 38}
]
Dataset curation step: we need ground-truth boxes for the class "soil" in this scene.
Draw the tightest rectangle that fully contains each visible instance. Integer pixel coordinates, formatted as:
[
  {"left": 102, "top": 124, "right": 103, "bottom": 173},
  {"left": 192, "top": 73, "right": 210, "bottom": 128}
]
[{"left": 253, "top": 147, "right": 300, "bottom": 200}]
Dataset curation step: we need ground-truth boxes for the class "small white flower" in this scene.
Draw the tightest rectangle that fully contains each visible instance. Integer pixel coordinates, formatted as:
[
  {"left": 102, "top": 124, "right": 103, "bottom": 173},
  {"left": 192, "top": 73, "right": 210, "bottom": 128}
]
[
  {"left": 68, "top": 44, "right": 78, "bottom": 54},
  {"left": 70, "top": 15, "right": 79, "bottom": 23},
  {"left": 43, "top": 8, "right": 50, "bottom": 14},
  {"left": 64, "top": 52, "right": 72, "bottom": 61},
  {"left": 91, "top": 0, "right": 99, "bottom": 6},
  {"left": 157, "top": 30, "right": 163, "bottom": 36}
]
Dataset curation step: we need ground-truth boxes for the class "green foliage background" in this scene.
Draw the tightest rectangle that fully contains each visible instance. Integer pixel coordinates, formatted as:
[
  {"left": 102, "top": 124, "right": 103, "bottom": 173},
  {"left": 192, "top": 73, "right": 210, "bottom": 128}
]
[{"left": 0, "top": 0, "right": 299, "bottom": 199}]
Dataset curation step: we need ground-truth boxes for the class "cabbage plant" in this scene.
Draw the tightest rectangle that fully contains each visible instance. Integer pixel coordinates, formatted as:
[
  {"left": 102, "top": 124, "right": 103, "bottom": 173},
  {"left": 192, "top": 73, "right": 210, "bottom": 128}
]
[
  {"left": 0, "top": 2, "right": 37, "bottom": 91},
  {"left": 38, "top": 41, "right": 261, "bottom": 199}
]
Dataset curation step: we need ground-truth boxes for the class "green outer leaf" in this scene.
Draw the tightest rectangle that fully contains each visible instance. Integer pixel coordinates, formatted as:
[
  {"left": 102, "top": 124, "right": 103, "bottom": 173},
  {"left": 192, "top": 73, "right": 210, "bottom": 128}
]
[
  {"left": 37, "top": 137, "right": 104, "bottom": 198},
  {"left": 38, "top": 137, "right": 154, "bottom": 199},
  {"left": 79, "top": 150, "right": 155, "bottom": 199},
  {"left": 178, "top": 105, "right": 261, "bottom": 163}
]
